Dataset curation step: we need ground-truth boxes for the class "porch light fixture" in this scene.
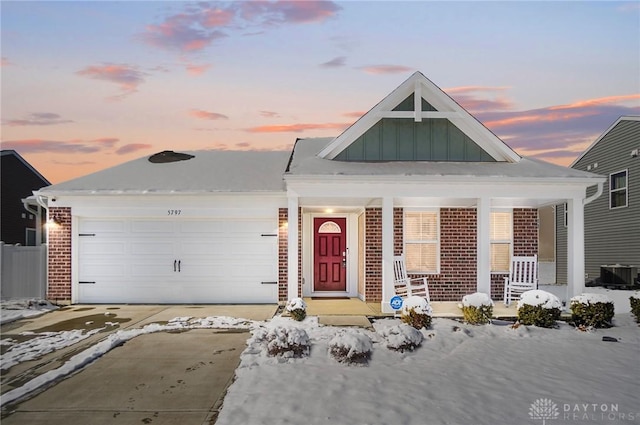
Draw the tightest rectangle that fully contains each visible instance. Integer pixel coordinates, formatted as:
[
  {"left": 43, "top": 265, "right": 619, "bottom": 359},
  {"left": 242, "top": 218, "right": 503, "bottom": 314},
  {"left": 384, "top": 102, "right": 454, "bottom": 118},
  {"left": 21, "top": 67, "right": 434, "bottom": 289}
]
[{"left": 47, "top": 213, "right": 62, "bottom": 227}]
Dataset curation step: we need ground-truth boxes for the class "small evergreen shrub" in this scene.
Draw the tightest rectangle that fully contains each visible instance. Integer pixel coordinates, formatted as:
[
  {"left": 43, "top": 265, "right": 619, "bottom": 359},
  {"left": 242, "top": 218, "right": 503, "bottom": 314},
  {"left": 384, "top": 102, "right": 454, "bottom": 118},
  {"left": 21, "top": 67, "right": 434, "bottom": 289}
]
[
  {"left": 286, "top": 297, "right": 307, "bottom": 321},
  {"left": 570, "top": 294, "right": 614, "bottom": 328},
  {"left": 328, "top": 331, "right": 372, "bottom": 365},
  {"left": 516, "top": 290, "right": 562, "bottom": 328},
  {"left": 378, "top": 324, "right": 423, "bottom": 352},
  {"left": 400, "top": 296, "right": 432, "bottom": 329},
  {"left": 461, "top": 292, "right": 494, "bottom": 325},
  {"left": 254, "top": 326, "right": 310, "bottom": 358},
  {"left": 630, "top": 297, "right": 640, "bottom": 323}
]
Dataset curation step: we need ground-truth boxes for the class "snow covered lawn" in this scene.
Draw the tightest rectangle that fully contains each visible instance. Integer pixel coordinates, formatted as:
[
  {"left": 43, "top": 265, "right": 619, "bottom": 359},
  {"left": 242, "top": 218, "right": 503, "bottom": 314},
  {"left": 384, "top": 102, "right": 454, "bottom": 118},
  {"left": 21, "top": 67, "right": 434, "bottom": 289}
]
[
  {"left": 0, "top": 299, "right": 58, "bottom": 325},
  {"left": 216, "top": 315, "right": 640, "bottom": 425}
]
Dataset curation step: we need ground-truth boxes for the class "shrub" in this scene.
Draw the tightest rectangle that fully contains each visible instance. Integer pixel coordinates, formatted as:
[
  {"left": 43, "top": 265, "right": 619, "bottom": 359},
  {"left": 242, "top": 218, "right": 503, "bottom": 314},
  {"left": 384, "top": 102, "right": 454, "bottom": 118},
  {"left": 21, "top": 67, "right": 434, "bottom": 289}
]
[
  {"left": 570, "top": 293, "right": 614, "bottom": 328},
  {"left": 400, "top": 296, "right": 432, "bottom": 329},
  {"left": 286, "top": 297, "right": 307, "bottom": 322},
  {"left": 461, "top": 292, "right": 494, "bottom": 325},
  {"left": 630, "top": 297, "right": 640, "bottom": 323},
  {"left": 516, "top": 290, "right": 562, "bottom": 328},
  {"left": 328, "top": 330, "right": 372, "bottom": 365},
  {"left": 378, "top": 324, "right": 423, "bottom": 352},
  {"left": 254, "top": 326, "right": 310, "bottom": 358}
]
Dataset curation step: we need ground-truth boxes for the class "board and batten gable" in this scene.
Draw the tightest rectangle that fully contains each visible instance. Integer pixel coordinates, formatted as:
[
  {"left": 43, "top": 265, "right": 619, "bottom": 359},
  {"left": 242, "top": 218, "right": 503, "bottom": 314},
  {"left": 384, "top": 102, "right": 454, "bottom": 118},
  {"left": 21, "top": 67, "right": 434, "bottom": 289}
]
[{"left": 556, "top": 117, "right": 640, "bottom": 284}]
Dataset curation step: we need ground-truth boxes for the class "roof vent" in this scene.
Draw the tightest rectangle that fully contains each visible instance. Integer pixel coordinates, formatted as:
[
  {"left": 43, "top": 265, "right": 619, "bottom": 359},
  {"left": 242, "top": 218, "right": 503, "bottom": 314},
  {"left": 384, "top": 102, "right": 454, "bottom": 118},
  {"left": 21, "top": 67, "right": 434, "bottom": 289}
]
[{"left": 148, "top": 150, "right": 195, "bottom": 164}]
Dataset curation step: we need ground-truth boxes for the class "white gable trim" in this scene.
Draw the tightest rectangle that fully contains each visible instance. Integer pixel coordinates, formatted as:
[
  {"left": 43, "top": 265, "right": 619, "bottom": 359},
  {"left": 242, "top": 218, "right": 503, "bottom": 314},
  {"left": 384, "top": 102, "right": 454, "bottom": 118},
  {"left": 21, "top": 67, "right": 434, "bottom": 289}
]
[
  {"left": 318, "top": 71, "right": 521, "bottom": 163},
  {"left": 570, "top": 116, "right": 640, "bottom": 168}
]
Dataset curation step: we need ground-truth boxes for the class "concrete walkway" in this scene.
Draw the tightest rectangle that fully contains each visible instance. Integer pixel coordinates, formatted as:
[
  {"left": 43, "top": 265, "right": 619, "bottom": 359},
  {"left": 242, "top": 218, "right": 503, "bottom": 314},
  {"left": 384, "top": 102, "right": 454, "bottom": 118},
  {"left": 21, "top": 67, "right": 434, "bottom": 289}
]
[{"left": 1, "top": 304, "right": 278, "bottom": 424}]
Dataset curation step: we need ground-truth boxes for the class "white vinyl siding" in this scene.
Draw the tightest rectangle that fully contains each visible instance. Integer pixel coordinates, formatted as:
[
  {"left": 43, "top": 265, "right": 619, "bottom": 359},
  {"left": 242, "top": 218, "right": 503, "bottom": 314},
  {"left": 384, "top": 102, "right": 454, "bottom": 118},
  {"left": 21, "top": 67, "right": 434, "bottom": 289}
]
[
  {"left": 609, "top": 169, "right": 628, "bottom": 209},
  {"left": 490, "top": 211, "right": 512, "bottom": 272},
  {"left": 404, "top": 210, "right": 439, "bottom": 273}
]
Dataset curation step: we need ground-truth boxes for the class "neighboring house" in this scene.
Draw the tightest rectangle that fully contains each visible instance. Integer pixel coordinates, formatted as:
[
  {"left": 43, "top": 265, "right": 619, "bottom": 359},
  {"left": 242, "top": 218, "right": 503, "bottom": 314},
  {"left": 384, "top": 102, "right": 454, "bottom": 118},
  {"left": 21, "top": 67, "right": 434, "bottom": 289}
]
[
  {"left": 556, "top": 116, "right": 640, "bottom": 287},
  {"left": 1, "top": 150, "right": 50, "bottom": 245},
  {"left": 35, "top": 72, "right": 604, "bottom": 310}
]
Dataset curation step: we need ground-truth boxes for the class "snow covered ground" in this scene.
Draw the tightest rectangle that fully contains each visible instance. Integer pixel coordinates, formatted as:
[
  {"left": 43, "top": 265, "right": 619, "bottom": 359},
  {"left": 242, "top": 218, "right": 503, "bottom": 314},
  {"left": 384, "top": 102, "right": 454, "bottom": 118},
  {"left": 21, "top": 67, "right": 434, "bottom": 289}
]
[
  {"left": 2, "top": 292, "right": 639, "bottom": 424},
  {"left": 0, "top": 299, "right": 58, "bottom": 325}
]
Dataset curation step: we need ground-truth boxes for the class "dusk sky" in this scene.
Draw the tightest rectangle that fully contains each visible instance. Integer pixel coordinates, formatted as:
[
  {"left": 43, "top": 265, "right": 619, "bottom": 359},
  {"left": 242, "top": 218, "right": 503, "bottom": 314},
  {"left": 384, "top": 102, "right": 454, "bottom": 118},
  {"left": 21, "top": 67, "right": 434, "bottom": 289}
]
[{"left": 2, "top": 1, "right": 639, "bottom": 184}]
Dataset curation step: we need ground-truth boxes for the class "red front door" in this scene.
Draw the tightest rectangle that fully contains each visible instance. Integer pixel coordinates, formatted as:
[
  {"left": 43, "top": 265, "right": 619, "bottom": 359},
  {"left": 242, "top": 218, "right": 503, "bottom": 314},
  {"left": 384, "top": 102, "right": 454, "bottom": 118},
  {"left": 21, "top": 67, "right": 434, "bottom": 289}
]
[{"left": 313, "top": 217, "right": 347, "bottom": 292}]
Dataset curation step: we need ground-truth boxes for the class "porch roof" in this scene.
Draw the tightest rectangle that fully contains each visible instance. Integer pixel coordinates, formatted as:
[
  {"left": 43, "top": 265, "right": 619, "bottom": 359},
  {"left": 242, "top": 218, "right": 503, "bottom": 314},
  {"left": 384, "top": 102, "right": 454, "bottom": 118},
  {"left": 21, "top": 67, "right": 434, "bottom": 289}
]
[{"left": 286, "top": 138, "right": 604, "bottom": 185}]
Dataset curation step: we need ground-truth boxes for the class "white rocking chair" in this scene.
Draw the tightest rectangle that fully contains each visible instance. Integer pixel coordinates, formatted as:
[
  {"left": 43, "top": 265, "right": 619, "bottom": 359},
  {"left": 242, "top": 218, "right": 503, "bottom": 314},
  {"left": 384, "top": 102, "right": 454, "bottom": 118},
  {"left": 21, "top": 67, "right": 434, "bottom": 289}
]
[
  {"left": 393, "top": 255, "right": 430, "bottom": 302},
  {"left": 503, "top": 255, "right": 538, "bottom": 307}
]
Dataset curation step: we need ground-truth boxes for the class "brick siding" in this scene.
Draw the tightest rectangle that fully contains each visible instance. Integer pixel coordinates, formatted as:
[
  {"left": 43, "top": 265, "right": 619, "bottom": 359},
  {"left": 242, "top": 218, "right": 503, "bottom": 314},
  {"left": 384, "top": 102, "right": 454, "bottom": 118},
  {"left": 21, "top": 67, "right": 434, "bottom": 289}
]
[
  {"left": 365, "top": 207, "right": 539, "bottom": 302},
  {"left": 278, "top": 207, "right": 302, "bottom": 302},
  {"left": 490, "top": 208, "right": 539, "bottom": 300},
  {"left": 47, "top": 207, "right": 72, "bottom": 303}
]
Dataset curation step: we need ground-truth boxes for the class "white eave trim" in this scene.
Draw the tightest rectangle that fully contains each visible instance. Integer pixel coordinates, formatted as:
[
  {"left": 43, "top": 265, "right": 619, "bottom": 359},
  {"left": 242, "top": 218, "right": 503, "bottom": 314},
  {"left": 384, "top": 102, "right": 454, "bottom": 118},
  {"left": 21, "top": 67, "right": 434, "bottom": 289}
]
[
  {"left": 284, "top": 173, "right": 605, "bottom": 186},
  {"left": 33, "top": 190, "right": 287, "bottom": 197}
]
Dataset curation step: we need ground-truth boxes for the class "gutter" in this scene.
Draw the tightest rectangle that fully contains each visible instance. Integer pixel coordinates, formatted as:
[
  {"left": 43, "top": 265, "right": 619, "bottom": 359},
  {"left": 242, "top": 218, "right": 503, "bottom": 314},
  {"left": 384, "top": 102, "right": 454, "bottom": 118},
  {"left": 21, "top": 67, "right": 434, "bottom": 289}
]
[{"left": 584, "top": 181, "right": 604, "bottom": 205}]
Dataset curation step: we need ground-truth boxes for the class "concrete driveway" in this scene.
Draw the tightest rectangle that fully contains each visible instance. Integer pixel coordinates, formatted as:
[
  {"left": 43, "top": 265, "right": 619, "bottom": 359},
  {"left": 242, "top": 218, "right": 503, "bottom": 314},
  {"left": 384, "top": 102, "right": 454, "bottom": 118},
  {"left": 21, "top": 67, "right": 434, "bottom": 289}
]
[{"left": 1, "top": 304, "right": 278, "bottom": 425}]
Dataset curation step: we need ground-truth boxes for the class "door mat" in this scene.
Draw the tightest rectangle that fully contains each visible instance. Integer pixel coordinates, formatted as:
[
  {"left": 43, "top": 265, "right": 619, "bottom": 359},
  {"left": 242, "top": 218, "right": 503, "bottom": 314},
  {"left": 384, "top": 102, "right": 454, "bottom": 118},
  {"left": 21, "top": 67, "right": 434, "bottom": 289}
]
[{"left": 311, "top": 297, "right": 350, "bottom": 300}]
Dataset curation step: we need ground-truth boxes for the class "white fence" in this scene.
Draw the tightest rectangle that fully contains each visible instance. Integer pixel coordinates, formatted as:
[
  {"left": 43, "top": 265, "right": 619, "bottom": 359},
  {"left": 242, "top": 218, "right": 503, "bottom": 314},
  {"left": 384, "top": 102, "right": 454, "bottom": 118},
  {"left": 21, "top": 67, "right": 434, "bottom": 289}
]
[{"left": 0, "top": 242, "right": 47, "bottom": 299}]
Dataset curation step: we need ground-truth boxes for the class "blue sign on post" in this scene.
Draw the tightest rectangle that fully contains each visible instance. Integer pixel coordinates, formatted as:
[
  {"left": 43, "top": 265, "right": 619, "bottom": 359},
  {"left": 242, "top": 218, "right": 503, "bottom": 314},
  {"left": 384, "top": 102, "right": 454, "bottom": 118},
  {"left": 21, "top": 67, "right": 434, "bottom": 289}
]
[{"left": 390, "top": 295, "right": 404, "bottom": 311}]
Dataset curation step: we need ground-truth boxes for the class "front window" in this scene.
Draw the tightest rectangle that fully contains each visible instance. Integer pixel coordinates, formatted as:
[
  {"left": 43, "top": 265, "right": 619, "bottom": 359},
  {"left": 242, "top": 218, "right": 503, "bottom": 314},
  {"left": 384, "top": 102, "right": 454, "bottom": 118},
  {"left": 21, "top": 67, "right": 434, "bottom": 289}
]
[
  {"left": 610, "top": 170, "right": 628, "bottom": 209},
  {"left": 404, "top": 210, "right": 439, "bottom": 273},
  {"left": 491, "top": 211, "right": 512, "bottom": 272}
]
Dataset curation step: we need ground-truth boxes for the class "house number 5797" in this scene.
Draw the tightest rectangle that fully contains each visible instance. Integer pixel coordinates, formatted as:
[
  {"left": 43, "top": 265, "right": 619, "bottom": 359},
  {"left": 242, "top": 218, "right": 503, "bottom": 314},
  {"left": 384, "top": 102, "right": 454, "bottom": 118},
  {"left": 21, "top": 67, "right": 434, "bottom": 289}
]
[{"left": 168, "top": 209, "right": 182, "bottom": 215}]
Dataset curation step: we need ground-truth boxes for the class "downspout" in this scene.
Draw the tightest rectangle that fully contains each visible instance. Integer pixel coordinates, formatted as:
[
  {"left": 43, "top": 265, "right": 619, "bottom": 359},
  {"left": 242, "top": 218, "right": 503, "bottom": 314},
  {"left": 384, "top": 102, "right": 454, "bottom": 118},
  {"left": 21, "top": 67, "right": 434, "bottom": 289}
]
[{"left": 583, "top": 181, "right": 604, "bottom": 205}]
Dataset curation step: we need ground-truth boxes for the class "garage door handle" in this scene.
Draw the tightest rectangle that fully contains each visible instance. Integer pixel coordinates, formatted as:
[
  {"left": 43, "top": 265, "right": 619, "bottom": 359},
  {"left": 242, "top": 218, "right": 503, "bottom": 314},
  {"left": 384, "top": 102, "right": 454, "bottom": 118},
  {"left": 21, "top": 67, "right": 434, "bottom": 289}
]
[
  {"left": 174, "top": 260, "right": 177, "bottom": 272},
  {"left": 178, "top": 260, "right": 181, "bottom": 272}
]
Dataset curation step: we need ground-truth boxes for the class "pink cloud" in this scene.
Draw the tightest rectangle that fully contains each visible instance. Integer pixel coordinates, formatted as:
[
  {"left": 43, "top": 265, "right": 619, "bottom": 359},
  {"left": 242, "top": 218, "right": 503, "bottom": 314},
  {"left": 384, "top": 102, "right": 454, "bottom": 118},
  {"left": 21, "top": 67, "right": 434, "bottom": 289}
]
[
  {"left": 140, "top": 2, "right": 340, "bottom": 54},
  {"left": 1, "top": 57, "right": 11, "bottom": 67},
  {"left": 239, "top": 1, "right": 341, "bottom": 24},
  {"left": 189, "top": 109, "right": 229, "bottom": 120},
  {"left": 359, "top": 65, "right": 414, "bottom": 75},
  {"left": 76, "top": 64, "right": 145, "bottom": 98},
  {"left": 445, "top": 86, "right": 514, "bottom": 112},
  {"left": 1, "top": 138, "right": 119, "bottom": 154},
  {"left": 185, "top": 63, "right": 212, "bottom": 76},
  {"left": 245, "top": 122, "right": 350, "bottom": 133},
  {"left": 115, "top": 143, "right": 153, "bottom": 155},
  {"left": 5, "top": 112, "right": 73, "bottom": 127},
  {"left": 139, "top": 12, "right": 227, "bottom": 53},
  {"left": 343, "top": 111, "right": 365, "bottom": 119},
  {"left": 260, "top": 111, "right": 281, "bottom": 118}
]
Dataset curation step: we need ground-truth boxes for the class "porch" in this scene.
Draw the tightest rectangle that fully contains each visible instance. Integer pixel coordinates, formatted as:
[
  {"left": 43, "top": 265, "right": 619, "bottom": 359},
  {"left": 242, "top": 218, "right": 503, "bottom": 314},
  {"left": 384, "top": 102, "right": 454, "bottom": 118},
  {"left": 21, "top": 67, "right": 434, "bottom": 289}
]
[{"left": 300, "top": 297, "right": 520, "bottom": 319}]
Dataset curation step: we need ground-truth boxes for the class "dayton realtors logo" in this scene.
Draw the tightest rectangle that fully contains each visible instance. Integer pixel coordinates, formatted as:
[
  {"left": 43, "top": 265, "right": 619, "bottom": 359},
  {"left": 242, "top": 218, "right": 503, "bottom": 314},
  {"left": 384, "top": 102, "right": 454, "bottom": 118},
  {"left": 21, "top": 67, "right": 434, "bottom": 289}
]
[
  {"left": 529, "top": 398, "right": 638, "bottom": 423},
  {"left": 529, "top": 398, "right": 560, "bottom": 424}
]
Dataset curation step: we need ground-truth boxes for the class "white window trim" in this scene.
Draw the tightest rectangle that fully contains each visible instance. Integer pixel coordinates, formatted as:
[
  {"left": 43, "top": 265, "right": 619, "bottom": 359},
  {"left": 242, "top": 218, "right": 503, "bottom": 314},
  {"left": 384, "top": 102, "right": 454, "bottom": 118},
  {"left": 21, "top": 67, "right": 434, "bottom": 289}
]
[
  {"left": 403, "top": 208, "right": 440, "bottom": 274},
  {"left": 490, "top": 209, "right": 513, "bottom": 274},
  {"left": 609, "top": 169, "right": 628, "bottom": 210}
]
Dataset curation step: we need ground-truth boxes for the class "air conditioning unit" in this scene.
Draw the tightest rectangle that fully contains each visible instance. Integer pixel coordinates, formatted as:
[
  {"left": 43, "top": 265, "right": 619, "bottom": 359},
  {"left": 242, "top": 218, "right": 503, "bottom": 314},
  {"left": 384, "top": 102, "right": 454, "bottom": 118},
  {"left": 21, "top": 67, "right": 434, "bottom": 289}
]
[{"left": 600, "top": 265, "right": 638, "bottom": 287}]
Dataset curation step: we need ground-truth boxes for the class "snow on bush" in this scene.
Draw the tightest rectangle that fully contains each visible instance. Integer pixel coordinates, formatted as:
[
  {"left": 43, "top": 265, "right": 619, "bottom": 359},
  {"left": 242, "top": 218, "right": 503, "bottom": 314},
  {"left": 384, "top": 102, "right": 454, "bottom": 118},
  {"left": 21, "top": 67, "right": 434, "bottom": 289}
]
[
  {"left": 517, "top": 290, "right": 562, "bottom": 328},
  {"left": 460, "top": 292, "right": 494, "bottom": 325},
  {"left": 286, "top": 298, "right": 307, "bottom": 321},
  {"left": 631, "top": 297, "right": 640, "bottom": 324},
  {"left": 378, "top": 324, "right": 423, "bottom": 352},
  {"left": 253, "top": 326, "right": 310, "bottom": 358},
  {"left": 401, "top": 296, "right": 432, "bottom": 329},
  {"left": 328, "top": 330, "right": 372, "bottom": 365},
  {"left": 570, "top": 293, "right": 614, "bottom": 329}
]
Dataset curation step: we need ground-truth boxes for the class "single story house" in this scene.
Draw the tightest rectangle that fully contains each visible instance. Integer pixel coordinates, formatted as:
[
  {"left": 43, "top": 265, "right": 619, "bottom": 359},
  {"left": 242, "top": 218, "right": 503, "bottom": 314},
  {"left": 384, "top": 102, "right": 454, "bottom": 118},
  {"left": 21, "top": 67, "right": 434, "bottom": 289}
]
[{"left": 34, "top": 72, "right": 605, "bottom": 312}]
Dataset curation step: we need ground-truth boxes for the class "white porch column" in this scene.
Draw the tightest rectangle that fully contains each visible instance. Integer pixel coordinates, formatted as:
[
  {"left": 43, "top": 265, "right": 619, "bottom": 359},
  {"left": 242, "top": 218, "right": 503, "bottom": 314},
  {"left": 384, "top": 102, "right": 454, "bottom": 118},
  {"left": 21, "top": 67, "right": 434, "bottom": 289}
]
[
  {"left": 381, "top": 197, "right": 395, "bottom": 313},
  {"left": 567, "top": 198, "right": 585, "bottom": 299},
  {"left": 287, "top": 196, "right": 299, "bottom": 301},
  {"left": 476, "top": 197, "right": 491, "bottom": 295}
]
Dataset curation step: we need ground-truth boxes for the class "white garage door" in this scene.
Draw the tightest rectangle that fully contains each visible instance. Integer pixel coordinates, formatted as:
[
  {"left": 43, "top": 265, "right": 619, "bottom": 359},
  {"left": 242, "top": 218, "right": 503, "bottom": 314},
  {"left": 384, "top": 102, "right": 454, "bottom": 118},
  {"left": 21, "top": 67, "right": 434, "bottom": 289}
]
[{"left": 77, "top": 218, "right": 279, "bottom": 303}]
